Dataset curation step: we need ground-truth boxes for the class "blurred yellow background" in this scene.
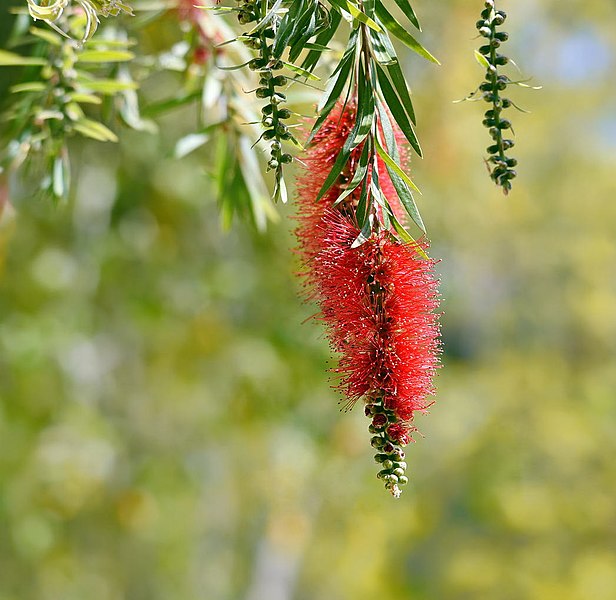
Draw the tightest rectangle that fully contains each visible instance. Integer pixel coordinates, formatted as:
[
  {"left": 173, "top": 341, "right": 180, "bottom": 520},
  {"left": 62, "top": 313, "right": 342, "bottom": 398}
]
[{"left": 1, "top": 1, "right": 616, "bottom": 599}]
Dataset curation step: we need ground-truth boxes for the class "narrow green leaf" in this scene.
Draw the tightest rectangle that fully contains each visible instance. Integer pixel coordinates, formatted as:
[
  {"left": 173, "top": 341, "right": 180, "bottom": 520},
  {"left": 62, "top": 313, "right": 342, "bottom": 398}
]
[
  {"left": 316, "top": 71, "right": 375, "bottom": 200},
  {"left": 68, "top": 92, "right": 102, "bottom": 104},
  {"left": 375, "top": 138, "right": 421, "bottom": 194},
  {"left": 301, "top": 10, "right": 341, "bottom": 72},
  {"left": 391, "top": 0, "right": 421, "bottom": 30},
  {"left": 334, "top": 139, "right": 371, "bottom": 205},
  {"left": 0, "top": 49, "right": 46, "bottom": 66},
  {"left": 474, "top": 49, "right": 491, "bottom": 70},
  {"left": 385, "top": 60, "right": 416, "bottom": 125},
  {"left": 77, "top": 50, "right": 135, "bottom": 63},
  {"left": 250, "top": 0, "right": 285, "bottom": 34},
  {"left": 10, "top": 82, "right": 46, "bottom": 93},
  {"left": 374, "top": 2, "right": 439, "bottom": 64},
  {"left": 29, "top": 26, "right": 63, "bottom": 46},
  {"left": 389, "top": 212, "right": 428, "bottom": 258},
  {"left": 309, "top": 48, "right": 354, "bottom": 141},
  {"left": 72, "top": 119, "right": 118, "bottom": 143},
  {"left": 282, "top": 61, "right": 320, "bottom": 81},
  {"left": 369, "top": 28, "right": 396, "bottom": 65},
  {"left": 327, "top": 0, "right": 382, "bottom": 31},
  {"left": 351, "top": 212, "right": 373, "bottom": 248},
  {"left": 376, "top": 63, "right": 421, "bottom": 156}
]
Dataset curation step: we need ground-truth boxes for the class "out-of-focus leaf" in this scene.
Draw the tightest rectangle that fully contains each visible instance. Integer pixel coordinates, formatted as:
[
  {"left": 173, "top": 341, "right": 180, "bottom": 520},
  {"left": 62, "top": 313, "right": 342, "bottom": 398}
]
[
  {"left": 174, "top": 133, "right": 210, "bottom": 159},
  {"left": 10, "top": 82, "right": 47, "bottom": 93},
  {"left": 77, "top": 50, "right": 135, "bottom": 63},
  {"left": 0, "top": 50, "right": 46, "bottom": 66},
  {"left": 29, "top": 26, "right": 63, "bottom": 46},
  {"left": 72, "top": 119, "right": 118, "bottom": 142}
]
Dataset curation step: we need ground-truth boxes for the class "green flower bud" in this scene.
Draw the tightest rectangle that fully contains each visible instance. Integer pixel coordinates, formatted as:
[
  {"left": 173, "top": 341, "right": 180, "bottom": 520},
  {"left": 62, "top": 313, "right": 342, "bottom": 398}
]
[
  {"left": 280, "top": 153, "right": 293, "bottom": 164},
  {"left": 398, "top": 476, "right": 409, "bottom": 485},
  {"left": 255, "top": 87, "right": 272, "bottom": 99}
]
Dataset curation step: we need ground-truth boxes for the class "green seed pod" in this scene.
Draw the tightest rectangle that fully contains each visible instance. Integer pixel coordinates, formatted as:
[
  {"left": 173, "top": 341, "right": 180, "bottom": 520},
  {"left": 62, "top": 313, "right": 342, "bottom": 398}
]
[
  {"left": 280, "top": 131, "right": 292, "bottom": 140},
  {"left": 493, "top": 12, "right": 506, "bottom": 25},
  {"left": 383, "top": 459, "right": 394, "bottom": 470},
  {"left": 271, "top": 93, "right": 286, "bottom": 105},
  {"left": 489, "top": 126, "right": 500, "bottom": 139},
  {"left": 479, "top": 82, "right": 492, "bottom": 92},
  {"left": 393, "top": 468, "right": 405, "bottom": 477},
  {"left": 501, "top": 98, "right": 512, "bottom": 108},
  {"left": 479, "top": 27, "right": 492, "bottom": 37},
  {"left": 249, "top": 58, "right": 266, "bottom": 71},
  {"left": 479, "top": 44, "right": 491, "bottom": 56},
  {"left": 480, "top": 8, "right": 491, "bottom": 19},
  {"left": 374, "top": 453, "right": 388, "bottom": 463},
  {"left": 262, "top": 117, "right": 274, "bottom": 127},
  {"left": 277, "top": 108, "right": 291, "bottom": 119},
  {"left": 502, "top": 139, "right": 515, "bottom": 149},
  {"left": 506, "top": 157, "right": 518, "bottom": 167},
  {"left": 270, "top": 140, "right": 282, "bottom": 152},
  {"left": 268, "top": 159, "right": 279, "bottom": 170},
  {"left": 495, "top": 31, "right": 509, "bottom": 42},
  {"left": 272, "top": 76, "right": 287, "bottom": 87},
  {"left": 495, "top": 55, "right": 509, "bottom": 66},
  {"left": 263, "top": 130, "right": 276, "bottom": 140},
  {"left": 261, "top": 104, "right": 273, "bottom": 115},
  {"left": 482, "top": 118, "right": 496, "bottom": 127},
  {"left": 255, "top": 87, "right": 272, "bottom": 99},
  {"left": 280, "top": 153, "right": 293, "bottom": 164},
  {"left": 496, "top": 80, "right": 507, "bottom": 91},
  {"left": 490, "top": 39, "right": 501, "bottom": 48},
  {"left": 276, "top": 123, "right": 288, "bottom": 135},
  {"left": 487, "top": 144, "right": 500, "bottom": 154},
  {"left": 499, "top": 119, "right": 511, "bottom": 129},
  {"left": 398, "top": 476, "right": 409, "bottom": 486},
  {"left": 371, "top": 436, "right": 384, "bottom": 449},
  {"left": 476, "top": 19, "right": 487, "bottom": 29}
]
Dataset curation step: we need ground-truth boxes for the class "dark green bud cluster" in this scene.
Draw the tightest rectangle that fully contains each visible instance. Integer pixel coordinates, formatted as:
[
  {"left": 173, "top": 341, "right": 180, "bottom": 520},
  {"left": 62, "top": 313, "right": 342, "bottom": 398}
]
[
  {"left": 237, "top": 0, "right": 294, "bottom": 182},
  {"left": 476, "top": 0, "right": 517, "bottom": 194},
  {"left": 365, "top": 400, "right": 410, "bottom": 498},
  {"left": 236, "top": 0, "right": 258, "bottom": 25}
]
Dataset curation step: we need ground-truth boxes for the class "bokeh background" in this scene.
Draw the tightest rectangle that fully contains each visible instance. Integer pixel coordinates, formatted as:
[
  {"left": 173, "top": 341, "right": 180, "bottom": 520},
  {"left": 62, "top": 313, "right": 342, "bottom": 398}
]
[{"left": 1, "top": 0, "right": 616, "bottom": 599}]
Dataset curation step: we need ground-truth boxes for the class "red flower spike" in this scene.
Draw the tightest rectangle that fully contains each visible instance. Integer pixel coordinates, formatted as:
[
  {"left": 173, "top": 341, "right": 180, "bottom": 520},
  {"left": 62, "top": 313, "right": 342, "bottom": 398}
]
[{"left": 295, "top": 104, "right": 441, "bottom": 497}]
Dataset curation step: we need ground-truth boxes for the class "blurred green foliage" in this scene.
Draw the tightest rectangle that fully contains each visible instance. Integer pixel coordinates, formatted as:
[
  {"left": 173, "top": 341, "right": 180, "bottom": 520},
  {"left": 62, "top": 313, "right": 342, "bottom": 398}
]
[{"left": 1, "top": 1, "right": 616, "bottom": 599}]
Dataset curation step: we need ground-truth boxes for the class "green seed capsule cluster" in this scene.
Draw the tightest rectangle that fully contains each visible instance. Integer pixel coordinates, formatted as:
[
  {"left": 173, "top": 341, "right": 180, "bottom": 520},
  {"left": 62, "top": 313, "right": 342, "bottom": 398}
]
[
  {"left": 365, "top": 400, "right": 410, "bottom": 498},
  {"left": 237, "top": 0, "right": 294, "bottom": 175},
  {"left": 476, "top": 0, "right": 517, "bottom": 194}
]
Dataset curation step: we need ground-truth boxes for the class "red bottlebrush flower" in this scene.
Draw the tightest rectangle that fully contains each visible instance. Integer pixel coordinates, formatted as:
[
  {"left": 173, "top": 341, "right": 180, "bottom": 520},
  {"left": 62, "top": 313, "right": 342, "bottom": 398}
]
[{"left": 295, "top": 104, "right": 441, "bottom": 496}]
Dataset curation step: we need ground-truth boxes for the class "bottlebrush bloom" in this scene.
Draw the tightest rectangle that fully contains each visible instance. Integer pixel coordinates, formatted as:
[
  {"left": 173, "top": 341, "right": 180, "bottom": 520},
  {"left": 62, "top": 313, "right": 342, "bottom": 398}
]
[{"left": 295, "top": 104, "right": 441, "bottom": 497}]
